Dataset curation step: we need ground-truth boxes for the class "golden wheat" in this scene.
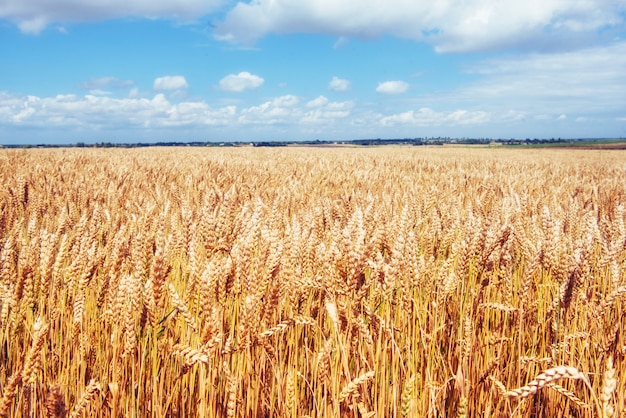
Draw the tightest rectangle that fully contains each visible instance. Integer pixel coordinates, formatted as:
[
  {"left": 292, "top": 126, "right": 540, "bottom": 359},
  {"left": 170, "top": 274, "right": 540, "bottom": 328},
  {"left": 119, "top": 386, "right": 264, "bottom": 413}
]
[{"left": 0, "top": 146, "right": 623, "bottom": 417}]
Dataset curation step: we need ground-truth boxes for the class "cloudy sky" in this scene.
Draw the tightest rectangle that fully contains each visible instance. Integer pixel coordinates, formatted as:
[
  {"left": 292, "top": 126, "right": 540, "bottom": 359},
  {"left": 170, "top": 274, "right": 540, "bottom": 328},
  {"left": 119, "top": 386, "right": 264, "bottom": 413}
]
[{"left": 1, "top": 0, "right": 625, "bottom": 144}]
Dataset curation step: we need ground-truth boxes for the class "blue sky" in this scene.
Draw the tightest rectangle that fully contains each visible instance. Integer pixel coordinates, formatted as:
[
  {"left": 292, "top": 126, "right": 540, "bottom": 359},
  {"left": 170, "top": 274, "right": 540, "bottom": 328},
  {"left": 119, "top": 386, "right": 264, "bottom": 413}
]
[{"left": 1, "top": 0, "right": 626, "bottom": 144}]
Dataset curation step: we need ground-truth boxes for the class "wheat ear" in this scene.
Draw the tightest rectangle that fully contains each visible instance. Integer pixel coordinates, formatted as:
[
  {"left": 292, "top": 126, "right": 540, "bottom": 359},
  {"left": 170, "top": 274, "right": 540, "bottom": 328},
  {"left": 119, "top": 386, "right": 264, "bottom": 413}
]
[
  {"left": 546, "top": 383, "right": 589, "bottom": 408},
  {"left": 286, "top": 371, "right": 296, "bottom": 415},
  {"left": 257, "top": 316, "right": 316, "bottom": 340},
  {"left": 338, "top": 371, "right": 375, "bottom": 403},
  {"left": 316, "top": 338, "right": 332, "bottom": 385},
  {"left": 172, "top": 344, "right": 209, "bottom": 366},
  {"left": 504, "top": 366, "right": 584, "bottom": 398},
  {"left": 23, "top": 318, "right": 49, "bottom": 385},
  {"left": 226, "top": 372, "right": 237, "bottom": 418},
  {"left": 45, "top": 385, "right": 67, "bottom": 418},
  {"left": 69, "top": 379, "right": 101, "bottom": 418},
  {"left": 401, "top": 376, "right": 415, "bottom": 418},
  {"left": 457, "top": 396, "right": 468, "bottom": 418},
  {"left": 168, "top": 283, "right": 198, "bottom": 332},
  {"left": 0, "top": 372, "right": 22, "bottom": 417},
  {"left": 600, "top": 356, "right": 617, "bottom": 417}
]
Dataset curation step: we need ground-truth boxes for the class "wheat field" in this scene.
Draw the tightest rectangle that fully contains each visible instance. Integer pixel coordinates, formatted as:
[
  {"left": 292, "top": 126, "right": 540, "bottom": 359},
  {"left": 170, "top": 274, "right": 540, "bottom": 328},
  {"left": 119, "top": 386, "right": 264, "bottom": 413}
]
[{"left": 0, "top": 146, "right": 624, "bottom": 417}]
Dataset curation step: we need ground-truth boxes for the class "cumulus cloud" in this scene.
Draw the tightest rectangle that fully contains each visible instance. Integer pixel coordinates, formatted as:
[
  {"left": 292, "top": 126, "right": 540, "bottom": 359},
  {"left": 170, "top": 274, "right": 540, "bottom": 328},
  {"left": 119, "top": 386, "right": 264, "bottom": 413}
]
[
  {"left": 0, "top": 91, "right": 356, "bottom": 135},
  {"left": 219, "top": 72, "right": 264, "bottom": 92},
  {"left": 215, "top": 0, "right": 625, "bottom": 52},
  {"left": 306, "top": 96, "right": 329, "bottom": 108},
  {"left": 238, "top": 95, "right": 299, "bottom": 124},
  {"left": 6, "top": 0, "right": 624, "bottom": 54},
  {"left": 0, "top": 92, "right": 235, "bottom": 129},
  {"left": 0, "top": 92, "right": 351, "bottom": 132},
  {"left": 301, "top": 99, "right": 353, "bottom": 124},
  {"left": 376, "top": 81, "right": 409, "bottom": 94},
  {"left": 154, "top": 76, "right": 188, "bottom": 91},
  {"left": 328, "top": 76, "right": 350, "bottom": 92},
  {"left": 2, "top": 0, "right": 222, "bottom": 34},
  {"left": 230, "top": 93, "right": 351, "bottom": 125},
  {"left": 2, "top": 86, "right": 622, "bottom": 141}
]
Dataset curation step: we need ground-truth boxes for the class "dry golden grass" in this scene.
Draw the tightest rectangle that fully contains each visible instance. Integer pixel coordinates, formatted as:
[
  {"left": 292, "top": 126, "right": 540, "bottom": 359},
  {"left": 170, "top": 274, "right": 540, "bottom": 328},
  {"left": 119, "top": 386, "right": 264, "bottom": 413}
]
[{"left": 0, "top": 146, "right": 624, "bottom": 417}]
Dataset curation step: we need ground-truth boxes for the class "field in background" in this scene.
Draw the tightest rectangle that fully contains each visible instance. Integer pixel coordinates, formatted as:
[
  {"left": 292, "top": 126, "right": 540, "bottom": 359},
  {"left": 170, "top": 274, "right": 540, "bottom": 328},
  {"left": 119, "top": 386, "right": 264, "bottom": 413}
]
[
  {"left": 0, "top": 146, "right": 624, "bottom": 417},
  {"left": 501, "top": 141, "right": 626, "bottom": 150}
]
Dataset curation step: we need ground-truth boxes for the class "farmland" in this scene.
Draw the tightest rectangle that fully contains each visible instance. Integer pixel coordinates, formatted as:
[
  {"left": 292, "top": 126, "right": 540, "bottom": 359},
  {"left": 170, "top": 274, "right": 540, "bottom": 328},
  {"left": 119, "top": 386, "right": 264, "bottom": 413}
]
[{"left": 0, "top": 146, "right": 624, "bottom": 417}]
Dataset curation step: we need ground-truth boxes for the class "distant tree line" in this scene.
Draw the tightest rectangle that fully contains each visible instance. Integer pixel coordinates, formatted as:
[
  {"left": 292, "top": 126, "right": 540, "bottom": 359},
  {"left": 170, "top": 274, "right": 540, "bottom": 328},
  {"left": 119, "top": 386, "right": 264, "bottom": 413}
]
[{"left": 1, "top": 137, "right": 621, "bottom": 149}]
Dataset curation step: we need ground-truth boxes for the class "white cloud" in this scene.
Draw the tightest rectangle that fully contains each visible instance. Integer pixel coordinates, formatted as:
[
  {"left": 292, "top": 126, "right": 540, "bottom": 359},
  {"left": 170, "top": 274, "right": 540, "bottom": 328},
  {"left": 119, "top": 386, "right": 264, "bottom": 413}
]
[
  {"left": 154, "top": 76, "right": 188, "bottom": 91},
  {"left": 17, "top": 17, "right": 48, "bottom": 35},
  {"left": 219, "top": 72, "right": 264, "bottom": 92},
  {"left": 11, "top": 104, "right": 36, "bottom": 123},
  {"left": 379, "top": 108, "right": 490, "bottom": 127},
  {"left": 0, "top": 92, "right": 316, "bottom": 131},
  {"left": 238, "top": 95, "right": 299, "bottom": 125},
  {"left": 306, "top": 96, "right": 329, "bottom": 108},
  {"left": 457, "top": 41, "right": 626, "bottom": 116},
  {"left": 2, "top": 0, "right": 221, "bottom": 34},
  {"left": 5, "top": 0, "right": 624, "bottom": 55},
  {"left": 376, "top": 81, "right": 409, "bottom": 95},
  {"left": 215, "top": 0, "right": 625, "bottom": 52},
  {"left": 3, "top": 36, "right": 625, "bottom": 144},
  {"left": 328, "top": 76, "right": 350, "bottom": 92},
  {"left": 495, "top": 110, "right": 527, "bottom": 123},
  {"left": 0, "top": 92, "right": 235, "bottom": 129},
  {"left": 301, "top": 100, "right": 353, "bottom": 124}
]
